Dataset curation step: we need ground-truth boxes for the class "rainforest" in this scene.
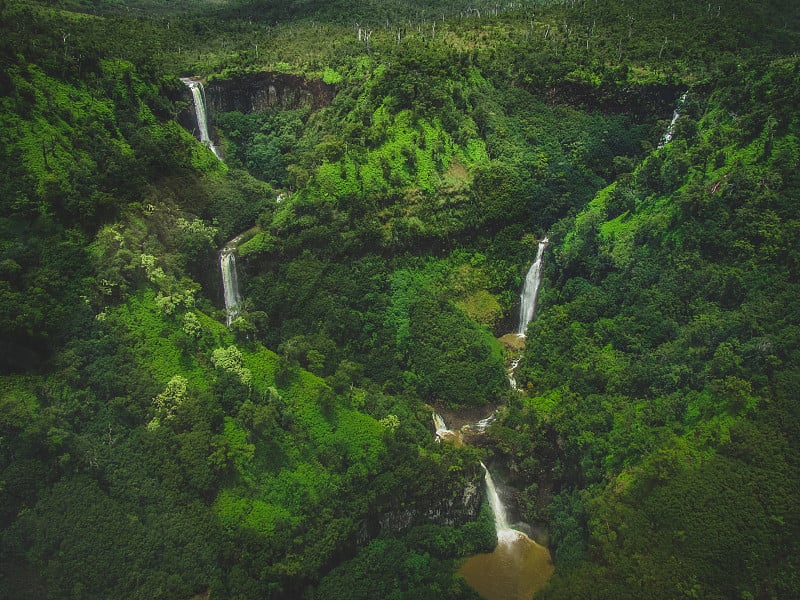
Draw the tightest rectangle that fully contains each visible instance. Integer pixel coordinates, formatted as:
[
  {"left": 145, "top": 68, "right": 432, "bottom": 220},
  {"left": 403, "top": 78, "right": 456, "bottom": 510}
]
[{"left": 1, "top": 0, "right": 799, "bottom": 598}]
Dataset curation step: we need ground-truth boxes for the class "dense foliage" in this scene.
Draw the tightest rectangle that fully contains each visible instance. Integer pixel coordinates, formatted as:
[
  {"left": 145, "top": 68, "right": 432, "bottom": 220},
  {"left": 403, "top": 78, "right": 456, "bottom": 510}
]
[
  {"left": 1, "top": 0, "right": 799, "bottom": 598},
  {"left": 512, "top": 58, "right": 800, "bottom": 598}
]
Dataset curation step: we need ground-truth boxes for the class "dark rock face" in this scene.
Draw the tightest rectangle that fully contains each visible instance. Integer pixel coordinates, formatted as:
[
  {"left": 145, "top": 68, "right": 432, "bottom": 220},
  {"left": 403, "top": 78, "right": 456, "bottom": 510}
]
[
  {"left": 175, "top": 72, "right": 336, "bottom": 153},
  {"left": 205, "top": 72, "right": 336, "bottom": 114},
  {"left": 535, "top": 82, "right": 687, "bottom": 122},
  {"left": 354, "top": 469, "right": 484, "bottom": 545},
  {"left": 378, "top": 476, "right": 483, "bottom": 531}
]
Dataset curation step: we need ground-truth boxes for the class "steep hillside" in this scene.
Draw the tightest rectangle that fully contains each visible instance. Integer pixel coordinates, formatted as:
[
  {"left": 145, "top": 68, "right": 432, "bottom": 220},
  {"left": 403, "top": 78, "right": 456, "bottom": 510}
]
[{"left": 0, "top": 0, "right": 798, "bottom": 598}]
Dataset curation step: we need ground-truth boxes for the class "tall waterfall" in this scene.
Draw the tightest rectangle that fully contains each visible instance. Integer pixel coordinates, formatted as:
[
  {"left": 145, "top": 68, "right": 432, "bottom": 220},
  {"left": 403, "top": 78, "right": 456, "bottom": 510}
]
[
  {"left": 180, "top": 78, "right": 223, "bottom": 160},
  {"left": 220, "top": 242, "right": 242, "bottom": 326},
  {"left": 517, "top": 237, "right": 548, "bottom": 336},
  {"left": 480, "top": 462, "right": 515, "bottom": 541},
  {"left": 658, "top": 92, "right": 688, "bottom": 148},
  {"left": 460, "top": 463, "right": 554, "bottom": 598}
]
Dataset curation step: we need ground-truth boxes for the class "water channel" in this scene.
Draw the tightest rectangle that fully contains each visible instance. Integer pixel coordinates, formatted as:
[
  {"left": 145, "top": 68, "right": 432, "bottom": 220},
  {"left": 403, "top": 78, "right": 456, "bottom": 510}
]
[{"left": 439, "top": 237, "right": 553, "bottom": 598}]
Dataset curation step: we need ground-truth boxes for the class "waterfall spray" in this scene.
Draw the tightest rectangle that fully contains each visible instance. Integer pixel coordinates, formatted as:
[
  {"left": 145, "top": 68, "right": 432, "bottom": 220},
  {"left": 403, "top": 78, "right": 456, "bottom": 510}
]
[{"left": 480, "top": 462, "right": 520, "bottom": 543}]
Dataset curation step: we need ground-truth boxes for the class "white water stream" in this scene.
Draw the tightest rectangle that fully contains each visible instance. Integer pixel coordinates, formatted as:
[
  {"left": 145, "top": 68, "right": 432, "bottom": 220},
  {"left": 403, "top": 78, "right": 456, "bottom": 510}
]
[
  {"left": 658, "top": 92, "right": 688, "bottom": 148},
  {"left": 517, "top": 238, "right": 548, "bottom": 336},
  {"left": 507, "top": 357, "right": 521, "bottom": 391},
  {"left": 480, "top": 461, "right": 516, "bottom": 541},
  {"left": 219, "top": 234, "right": 245, "bottom": 326},
  {"left": 180, "top": 78, "right": 223, "bottom": 160}
]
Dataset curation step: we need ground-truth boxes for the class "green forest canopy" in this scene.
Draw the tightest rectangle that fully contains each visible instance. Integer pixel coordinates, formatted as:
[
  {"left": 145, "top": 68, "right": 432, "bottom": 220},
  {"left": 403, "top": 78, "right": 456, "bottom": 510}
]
[{"left": 1, "top": 0, "right": 799, "bottom": 598}]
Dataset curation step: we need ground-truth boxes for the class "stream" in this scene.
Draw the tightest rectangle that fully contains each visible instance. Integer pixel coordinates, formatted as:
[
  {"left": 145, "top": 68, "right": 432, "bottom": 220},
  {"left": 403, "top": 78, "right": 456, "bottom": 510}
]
[
  {"left": 433, "top": 411, "right": 554, "bottom": 599},
  {"left": 436, "top": 236, "right": 554, "bottom": 598}
]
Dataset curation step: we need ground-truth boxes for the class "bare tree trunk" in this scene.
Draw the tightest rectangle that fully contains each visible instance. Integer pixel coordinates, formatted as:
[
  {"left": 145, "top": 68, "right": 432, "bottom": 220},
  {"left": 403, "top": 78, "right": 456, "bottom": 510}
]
[{"left": 62, "top": 31, "right": 70, "bottom": 59}]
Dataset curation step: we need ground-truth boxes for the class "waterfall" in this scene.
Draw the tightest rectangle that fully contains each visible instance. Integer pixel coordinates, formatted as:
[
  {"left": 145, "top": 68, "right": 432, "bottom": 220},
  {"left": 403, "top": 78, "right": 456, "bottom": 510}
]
[
  {"left": 460, "top": 462, "right": 555, "bottom": 598},
  {"left": 658, "top": 92, "right": 688, "bottom": 148},
  {"left": 517, "top": 237, "right": 548, "bottom": 336},
  {"left": 507, "top": 357, "right": 521, "bottom": 391},
  {"left": 470, "top": 412, "right": 497, "bottom": 433},
  {"left": 432, "top": 412, "right": 448, "bottom": 433},
  {"left": 480, "top": 462, "right": 519, "bottom": 543},
  {"left": 219, "top": 238, "right": 243, "bottom": 326},
  {"left": 180, "top": 77, "right": 223, "bottom": 160},
  {"left": 433, "top": 412, "right": 459, "bottom": 443},
  {"left": 220, "top": 249, "right": 241, "bottom": 326}
]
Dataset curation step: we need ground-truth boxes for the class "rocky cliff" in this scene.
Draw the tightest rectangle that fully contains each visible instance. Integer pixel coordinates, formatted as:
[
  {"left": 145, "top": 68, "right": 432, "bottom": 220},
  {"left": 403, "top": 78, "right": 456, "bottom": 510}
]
[
  {"left": 354, "top": 468, "right": 484, "bottom": 544},
  {"left": 539, "top": 81, "right": 688, "bottom": 122},
  {"left": 205, "top": 72, "right": 336, "bottom": 113}
]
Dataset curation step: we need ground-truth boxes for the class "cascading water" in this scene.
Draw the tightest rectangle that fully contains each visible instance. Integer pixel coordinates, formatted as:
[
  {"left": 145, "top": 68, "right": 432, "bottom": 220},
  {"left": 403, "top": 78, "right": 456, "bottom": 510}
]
[
  {"left": 432, "top": 412, "right": 450, "bottom": 440},
  {"left": 506, "top": 357, "right": 521, "bottom": 391},
  {"left": 480, "top": 461, "right": 516, "bottom": 542},
  {"left": 432, "top": 410, "right": 498, "bottom": 440},
  {"left": 658, "top": 92, "right": 688, "bottom": 148},
  {"left": 219, "top": 236, "right": 243, "bottom": 326},
  {"left": 432, "top": 412, "right": 462, "bottom": 444},
  {"left": 459, "top": 463, "right": 554, "bottom": 600},
  {"left": 180, "top": 77, "right": 223, "bottom": 160},
  {"left": 430, "top": 388, "right": 553, "bottom": 597},
  {"left": 470, "top": 412, "right": 498, "bottom": 433},
  {"left": 517, "top": 237, "right": 548, "bottom": 336},
  {"left": 437, "top": 234, "right": 556, "bottom": 597}
]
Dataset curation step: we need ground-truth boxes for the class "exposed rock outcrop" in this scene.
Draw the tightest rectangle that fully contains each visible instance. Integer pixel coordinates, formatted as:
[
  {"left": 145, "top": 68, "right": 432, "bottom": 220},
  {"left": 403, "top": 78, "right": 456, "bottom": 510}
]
[
  {"left": 205, "top": 72, "right": 336, "bottom": 113},
  {"left": 354, "top": 467, "right": 484, "bottom": 544},
  {"left": 536, "top": 81, "right": 688, "bottom": 122}
]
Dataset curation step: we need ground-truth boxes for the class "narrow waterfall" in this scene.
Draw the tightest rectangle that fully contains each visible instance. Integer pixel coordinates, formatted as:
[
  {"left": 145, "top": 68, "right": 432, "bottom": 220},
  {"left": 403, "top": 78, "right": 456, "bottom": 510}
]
[
  {"left": 470, "top": 412, "right": 497, "bottom": 433},
  {"left": 180, "top": 77, "right": 223, "bottom": 160},
  {"left": 507, "top": 357, "right": 521, "bottom": 391},
  {"left": 432, "top": 412, "right": 449, "bottom": 434},
  {"left": 220, "top": 245, "right": 242, "bottom": 326},
  {"left": 480, "top": 462, "right": 515, "bottom": 541},
  {"left": 460, "top": 463, "right": 554, "bottom": 599},
  {"left": 517, "top": 237, "right": 549, "bottom": 336},
  {"left": 432, "top": 412, "right": 461, "bottom": 444},
  {"left": 658, "top": 92, "right": 688, "bottom": 148}
]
